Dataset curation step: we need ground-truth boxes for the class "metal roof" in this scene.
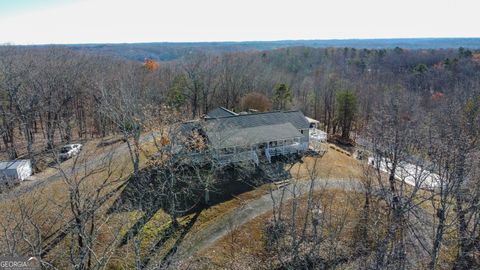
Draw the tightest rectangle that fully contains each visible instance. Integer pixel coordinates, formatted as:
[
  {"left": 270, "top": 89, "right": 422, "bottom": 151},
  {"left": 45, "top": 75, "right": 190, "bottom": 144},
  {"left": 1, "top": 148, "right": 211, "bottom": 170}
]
[{"left": 0, "top": 160, "right": 31, "bottom": 170}]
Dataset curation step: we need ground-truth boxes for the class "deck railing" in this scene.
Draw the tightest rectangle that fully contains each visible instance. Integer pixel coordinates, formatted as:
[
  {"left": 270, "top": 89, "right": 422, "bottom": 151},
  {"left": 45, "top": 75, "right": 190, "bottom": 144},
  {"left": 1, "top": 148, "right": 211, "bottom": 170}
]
[
  {"left": 215, "top": 150, "right": 257, "bottom": 165},
  {"left": 265, "top": 142, "right": 308, "bottom": 162},
  {"left": 188, "top": 142, "right": 308, "bottom": 165}
]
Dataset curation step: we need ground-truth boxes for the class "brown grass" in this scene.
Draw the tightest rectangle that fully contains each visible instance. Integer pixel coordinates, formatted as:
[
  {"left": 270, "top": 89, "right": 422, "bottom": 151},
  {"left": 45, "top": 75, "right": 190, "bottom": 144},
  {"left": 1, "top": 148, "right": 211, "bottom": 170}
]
[
  {"left": 0, "top": 135, "right": 159, "bottom": 266},
  {"left": 291, "top": 144, "right": 363, "bottom": 180},
  {"left": 0, "top": 139, "right": 367, "bottom": 268},
  {"left": 197, "top": 189, "right": 364, "bottom": 268}
]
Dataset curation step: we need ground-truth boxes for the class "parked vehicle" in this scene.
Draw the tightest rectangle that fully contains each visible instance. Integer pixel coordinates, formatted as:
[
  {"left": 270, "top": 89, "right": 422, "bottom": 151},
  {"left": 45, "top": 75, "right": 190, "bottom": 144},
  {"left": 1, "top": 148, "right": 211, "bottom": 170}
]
[{"left": 59, "top": 144, "right": 83, "bottom": 160}]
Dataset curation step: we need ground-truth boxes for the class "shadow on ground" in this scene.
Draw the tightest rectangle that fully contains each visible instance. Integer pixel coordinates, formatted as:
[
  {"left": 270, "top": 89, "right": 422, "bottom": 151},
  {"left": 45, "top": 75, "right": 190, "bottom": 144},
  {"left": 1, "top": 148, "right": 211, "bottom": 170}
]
[{"left": 107, "top": 154, "right": 300, "bottom": 266}]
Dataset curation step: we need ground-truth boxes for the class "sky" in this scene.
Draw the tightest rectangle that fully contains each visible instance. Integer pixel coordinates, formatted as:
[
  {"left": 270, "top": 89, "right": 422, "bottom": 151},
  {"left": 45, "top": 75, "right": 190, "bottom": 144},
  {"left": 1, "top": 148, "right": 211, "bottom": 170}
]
[{"left": 0, "top": 0, "right": 479, "bottom": 45}]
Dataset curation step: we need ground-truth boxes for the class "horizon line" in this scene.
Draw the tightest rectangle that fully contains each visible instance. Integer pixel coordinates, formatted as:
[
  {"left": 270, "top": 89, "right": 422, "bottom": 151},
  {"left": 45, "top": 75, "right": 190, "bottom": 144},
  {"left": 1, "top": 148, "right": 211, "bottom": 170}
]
[{"left": 3, "top": 36, "right": 480, "bottom": 47}]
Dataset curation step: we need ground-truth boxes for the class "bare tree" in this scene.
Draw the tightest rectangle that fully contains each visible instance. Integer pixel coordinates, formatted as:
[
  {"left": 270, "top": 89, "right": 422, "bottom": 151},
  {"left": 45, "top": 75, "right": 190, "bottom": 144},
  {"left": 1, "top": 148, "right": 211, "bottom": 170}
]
[
  {"left": 54, "top": 147, "right": 128, "bottom": 269},
  {"left": 98, "top": 62, "right": 149, "bottom": 175},
  {"left": 262, "top": 154, "right": 358, "bottom": 269},
  {"left": 366, "top": 89, "right": 436, "bottom": 269},
  {"left": 433, "top": 96, "right": 480, "bottom": 269},
  {"left": 0, "top": 186, "right": 67, "bottom": 269}
]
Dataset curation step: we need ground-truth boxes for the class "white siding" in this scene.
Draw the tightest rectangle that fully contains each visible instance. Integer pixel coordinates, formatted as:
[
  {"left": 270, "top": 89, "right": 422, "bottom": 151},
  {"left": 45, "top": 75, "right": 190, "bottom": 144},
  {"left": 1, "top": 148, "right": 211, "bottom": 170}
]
[{"left": 0, "top": 160, "right": 32, "bottom": 181}]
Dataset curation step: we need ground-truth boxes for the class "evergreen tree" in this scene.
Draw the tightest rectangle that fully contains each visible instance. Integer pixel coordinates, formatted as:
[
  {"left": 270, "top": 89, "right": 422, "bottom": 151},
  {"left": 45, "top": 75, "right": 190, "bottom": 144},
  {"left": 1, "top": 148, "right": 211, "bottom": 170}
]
[
  {"left": 273, "top": 83, "right": 293, "bottom": 110},
  {"left": 167, "top": 74, "right": 187, "bottom": 109},
  {"left": 336, "top": 90, "right": 357, "bottom": 140}
]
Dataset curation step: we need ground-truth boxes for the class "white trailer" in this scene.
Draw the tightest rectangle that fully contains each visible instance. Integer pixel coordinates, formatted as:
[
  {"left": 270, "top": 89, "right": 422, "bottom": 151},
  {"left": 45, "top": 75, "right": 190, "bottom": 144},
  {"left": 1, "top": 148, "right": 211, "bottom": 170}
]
[{"left": 0, "top": 160, "right": 33, "bottom": 182}]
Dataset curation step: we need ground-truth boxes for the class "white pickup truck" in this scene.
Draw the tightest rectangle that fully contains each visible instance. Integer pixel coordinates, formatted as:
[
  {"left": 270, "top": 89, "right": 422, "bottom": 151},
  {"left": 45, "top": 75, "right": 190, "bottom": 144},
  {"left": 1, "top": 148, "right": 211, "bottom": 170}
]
[{"left": 59, "top": 144, "right": 83, "bottom": 160}]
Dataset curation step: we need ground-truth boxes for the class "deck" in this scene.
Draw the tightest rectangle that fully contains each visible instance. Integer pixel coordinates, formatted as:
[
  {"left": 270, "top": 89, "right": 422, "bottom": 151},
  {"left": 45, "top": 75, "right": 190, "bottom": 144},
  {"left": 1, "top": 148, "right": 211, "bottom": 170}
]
[{"left": 265, "top": 142, "right": 308, "bottom": 162}]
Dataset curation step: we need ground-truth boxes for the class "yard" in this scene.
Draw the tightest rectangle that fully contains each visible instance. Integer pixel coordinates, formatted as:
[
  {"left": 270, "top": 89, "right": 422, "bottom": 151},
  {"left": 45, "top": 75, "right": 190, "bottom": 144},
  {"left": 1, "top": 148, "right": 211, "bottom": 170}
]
[{"left": 0, "top": 137, "right": 367, "bottom": 269}]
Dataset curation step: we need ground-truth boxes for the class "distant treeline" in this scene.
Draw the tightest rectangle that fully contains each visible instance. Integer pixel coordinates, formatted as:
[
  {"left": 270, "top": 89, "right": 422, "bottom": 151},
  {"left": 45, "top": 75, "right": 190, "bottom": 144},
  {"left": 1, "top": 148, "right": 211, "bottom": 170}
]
[{"left": 26, "top": 38, "right": 480, "bottom": 62}]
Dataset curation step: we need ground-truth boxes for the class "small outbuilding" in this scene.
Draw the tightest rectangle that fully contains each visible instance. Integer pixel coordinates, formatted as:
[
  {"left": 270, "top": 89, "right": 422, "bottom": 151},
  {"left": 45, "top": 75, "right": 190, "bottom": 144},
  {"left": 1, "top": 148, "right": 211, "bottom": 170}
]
[
  {"left": 306, "top": 116, "right": 327, "bottom": 142},
  {"left": 0, "top": 160, "right": 32, "bottom": 182}
]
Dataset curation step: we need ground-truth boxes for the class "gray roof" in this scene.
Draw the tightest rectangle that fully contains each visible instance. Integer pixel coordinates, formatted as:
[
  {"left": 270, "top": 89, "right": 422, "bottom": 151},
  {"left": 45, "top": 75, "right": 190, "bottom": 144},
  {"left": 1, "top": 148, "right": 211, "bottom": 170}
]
[
  {"left": 179, "top": 109, "right": 310, "bottom": 149},
  {"left": 0, "top": 160, "right": 30, "bottom": 170},
  {"left": 206, "top": 107, "right": 238, "bottom": 118},
  {"left": 282, "top": 111, "right": 311, "bottom": 129},
  {"left": 205, "top": 110, "right": 310, "bottom": 130},
  {"left": 206, "top": 123, "right": 302, "bottom": 149}
]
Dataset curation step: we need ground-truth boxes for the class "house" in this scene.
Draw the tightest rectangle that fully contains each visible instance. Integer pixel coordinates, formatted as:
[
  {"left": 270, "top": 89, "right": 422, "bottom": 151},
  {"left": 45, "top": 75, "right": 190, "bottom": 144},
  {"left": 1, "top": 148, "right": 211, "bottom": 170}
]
[
  {"left": 0, "top": 160, "right": 32, "bottom": 182},
  {"left": 179, "top": 108, "right": 313, "bottom": 165}
]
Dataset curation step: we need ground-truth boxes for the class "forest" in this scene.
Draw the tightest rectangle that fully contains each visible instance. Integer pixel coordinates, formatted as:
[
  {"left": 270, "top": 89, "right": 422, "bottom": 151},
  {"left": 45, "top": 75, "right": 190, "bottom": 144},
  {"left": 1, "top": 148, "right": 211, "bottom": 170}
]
[
  {"left": 0, "top": 44, "right": 479, "bottom": 269},
  {"left": 1, "top": 45, "right": 479, "bottom": 163}
]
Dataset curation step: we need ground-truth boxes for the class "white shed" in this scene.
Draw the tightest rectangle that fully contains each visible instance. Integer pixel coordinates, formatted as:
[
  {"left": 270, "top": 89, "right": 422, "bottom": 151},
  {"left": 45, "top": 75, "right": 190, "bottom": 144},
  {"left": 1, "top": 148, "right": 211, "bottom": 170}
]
[
  {"left": 0, "top": 160, "right": 32, "bottom": 182},
  {"left": 306, "top": 116, "right": 327, "bottom": 142},
  {"left": 305, "top": 116, "right": 320, "bottom": 129}
]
